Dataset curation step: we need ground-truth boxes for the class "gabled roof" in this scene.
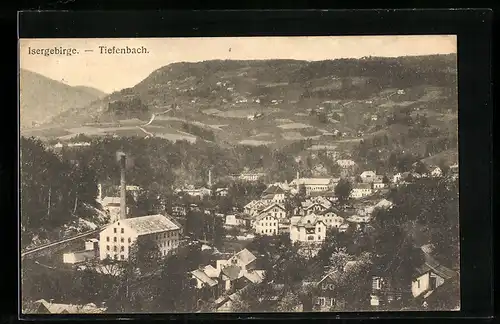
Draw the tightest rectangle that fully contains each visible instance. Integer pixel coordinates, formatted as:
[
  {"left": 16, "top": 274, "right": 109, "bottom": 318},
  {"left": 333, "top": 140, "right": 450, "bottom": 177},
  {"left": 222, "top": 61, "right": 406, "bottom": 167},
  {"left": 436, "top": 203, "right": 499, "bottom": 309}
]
[
  {"left": 190, "top": 269, "right": 218, "bottom": 287},
  {"left": 304, "top": 202, "right": 329, "bottom": 210},
  {"left": 261, "top": 194, "right": 276, "bottom": 200},
  {"left": 291, "top": 214, "right": 326, "bottom": 227},
  {"left": 203, "top": 265, "right": 220, "bottom": 278},
  {"left": 260, "top": 203, "right": 286, "bottom": 213},
  {"left": 263, "top": 185, "right": 286, "bottom": 195},
  {"left": 318, "top": 270, "right": 341, "bottom": 285},
  {"left": 254, "top": 213, "right": 278, "bottom": 222},
  {"left": 243, "top": 270, "right": 265, "bottom": 284},
  {"left": 233, "top": 248, "right": 257, "bottom": 266},
  {"left": 416, "top": 253, "right": 458, "bottom": 280},
  {"left": 116, "top": 214, "right": 180, "bottom": 235}
]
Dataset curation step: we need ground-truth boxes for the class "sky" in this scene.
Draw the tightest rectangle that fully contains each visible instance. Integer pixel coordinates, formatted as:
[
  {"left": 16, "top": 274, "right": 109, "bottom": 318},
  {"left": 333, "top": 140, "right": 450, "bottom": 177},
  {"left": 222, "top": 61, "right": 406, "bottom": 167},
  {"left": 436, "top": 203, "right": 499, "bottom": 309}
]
[{"left": 19, "top": 36, "right": 457, "bottom": 94}]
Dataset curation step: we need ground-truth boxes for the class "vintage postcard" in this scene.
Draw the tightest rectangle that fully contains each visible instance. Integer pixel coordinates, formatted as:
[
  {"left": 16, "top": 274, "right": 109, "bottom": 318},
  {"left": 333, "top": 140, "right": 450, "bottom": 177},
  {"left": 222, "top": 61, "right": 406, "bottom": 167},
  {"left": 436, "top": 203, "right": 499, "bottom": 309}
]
[{"left": 19, "top": 36, "right": 459, "bottom": 314}]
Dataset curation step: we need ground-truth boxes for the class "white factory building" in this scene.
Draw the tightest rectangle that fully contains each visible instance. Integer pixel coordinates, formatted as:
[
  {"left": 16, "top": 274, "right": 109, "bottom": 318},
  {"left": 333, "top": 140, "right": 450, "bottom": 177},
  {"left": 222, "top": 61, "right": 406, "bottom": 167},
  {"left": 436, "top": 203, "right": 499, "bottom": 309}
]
[{"left": 99, "top": 214, "right": 182, "bottom": 261}]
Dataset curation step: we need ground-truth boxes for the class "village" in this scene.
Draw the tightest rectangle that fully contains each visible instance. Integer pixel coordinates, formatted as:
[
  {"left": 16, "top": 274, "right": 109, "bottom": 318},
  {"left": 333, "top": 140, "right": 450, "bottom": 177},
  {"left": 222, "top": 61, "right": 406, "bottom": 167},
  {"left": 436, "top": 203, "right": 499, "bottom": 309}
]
[{"left": 23, "top": 150, "right": 460, "bottom": 314}]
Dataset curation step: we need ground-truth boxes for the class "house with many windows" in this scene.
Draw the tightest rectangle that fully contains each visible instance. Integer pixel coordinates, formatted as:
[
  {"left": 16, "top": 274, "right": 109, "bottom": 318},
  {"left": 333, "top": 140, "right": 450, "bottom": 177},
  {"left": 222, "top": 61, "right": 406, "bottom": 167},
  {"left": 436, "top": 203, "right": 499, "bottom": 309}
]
[
  {"left": 289, "top": 177, "right": 335, "bottom": 195},
  {"left": 289, "top": 214, "right": 327, "bottom": 244},
  {"left": 320, "top": 210, "right": 346, "bottom": 229},
  {"left": 98, "top": 214, "right": 182, "bottom": 261},
  {"left": 311, "top": 271, "right": 340, "bottom": 311},
  {"left": 350, "top": 183, "right": 373, "bottom": 199},
  {"left": 253, "top": 213, "right": 280, "bottom": 236}
]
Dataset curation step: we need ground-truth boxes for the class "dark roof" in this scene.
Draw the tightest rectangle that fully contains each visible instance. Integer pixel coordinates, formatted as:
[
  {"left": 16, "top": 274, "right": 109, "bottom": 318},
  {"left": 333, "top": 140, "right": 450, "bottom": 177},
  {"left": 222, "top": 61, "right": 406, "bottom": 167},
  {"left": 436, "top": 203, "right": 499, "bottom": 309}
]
[
  {"left": 416, "top": 254, "right": 457, "bottom": 280},
  {"left": 263, "top": 185, "right": 286, "bottom": 195},
  {"left": 221, "top": 265, "right": 241, "bottom": 281}
]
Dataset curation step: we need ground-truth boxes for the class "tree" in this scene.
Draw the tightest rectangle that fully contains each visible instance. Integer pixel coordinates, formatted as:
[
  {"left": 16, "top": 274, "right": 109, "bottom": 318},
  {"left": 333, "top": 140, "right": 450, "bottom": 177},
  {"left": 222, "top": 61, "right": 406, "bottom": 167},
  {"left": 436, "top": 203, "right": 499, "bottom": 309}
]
[
  {"left": 231, "top": 282, "right": 278, "bottom": 312},
  {"left": 129, "top": 236, "right": 161, "bottom": 274},
  {"left": 297, "top": 184, "right": 307, "bottom": 200},
  {"left": 334, "top": 179, "right": 352, "bottom": 203}
]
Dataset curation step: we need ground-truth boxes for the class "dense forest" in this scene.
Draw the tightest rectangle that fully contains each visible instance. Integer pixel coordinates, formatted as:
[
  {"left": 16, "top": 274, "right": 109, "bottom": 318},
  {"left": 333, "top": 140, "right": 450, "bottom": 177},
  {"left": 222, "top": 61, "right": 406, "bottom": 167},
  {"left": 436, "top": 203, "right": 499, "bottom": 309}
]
[{"left": 20, "top": 138, "right": 102, "bottom": 248}]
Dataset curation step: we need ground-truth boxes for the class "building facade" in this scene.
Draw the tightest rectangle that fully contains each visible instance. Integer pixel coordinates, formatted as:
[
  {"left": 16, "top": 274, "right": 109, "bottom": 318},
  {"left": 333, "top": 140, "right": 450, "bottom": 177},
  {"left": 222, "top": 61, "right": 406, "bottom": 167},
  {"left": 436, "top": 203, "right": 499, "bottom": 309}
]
[
  {"left": 290, "top": 214, "right": 327, "bottom": 244},
  {"left": 98, "top": 214, "right": 182, "bottom": 261}
]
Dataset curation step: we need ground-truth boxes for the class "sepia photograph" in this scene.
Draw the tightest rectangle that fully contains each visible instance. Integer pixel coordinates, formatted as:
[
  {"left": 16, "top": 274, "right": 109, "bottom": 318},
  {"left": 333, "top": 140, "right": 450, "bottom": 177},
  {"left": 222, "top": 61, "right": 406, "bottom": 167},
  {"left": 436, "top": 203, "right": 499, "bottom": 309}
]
[{"left": 19, "top": 36, "right": 459, "bottom": 314}]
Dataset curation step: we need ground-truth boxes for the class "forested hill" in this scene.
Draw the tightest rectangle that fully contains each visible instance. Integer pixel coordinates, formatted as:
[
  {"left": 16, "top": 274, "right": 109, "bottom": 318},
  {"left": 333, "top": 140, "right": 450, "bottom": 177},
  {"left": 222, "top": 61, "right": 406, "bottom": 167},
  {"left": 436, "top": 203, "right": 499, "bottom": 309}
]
[
  {"left": 52, "top": 54, "right": 457, "bottom": 122},
  {"left": 20, "top": 69, "right": 107, "bottom": 129},
  {"left": 39, "top": 54, "right": 457, "bottom": 148}
]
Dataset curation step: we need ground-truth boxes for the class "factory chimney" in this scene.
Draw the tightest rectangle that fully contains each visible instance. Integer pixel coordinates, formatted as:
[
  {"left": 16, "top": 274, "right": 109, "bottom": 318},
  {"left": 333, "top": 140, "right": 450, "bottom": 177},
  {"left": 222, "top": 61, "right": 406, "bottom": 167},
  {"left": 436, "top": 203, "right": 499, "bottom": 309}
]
[
  {"left": 208, "top": 169, "right": 212, "bottom": 188},
  {"left": 119, "top": 153, "right": 127, "bottom": 220}
]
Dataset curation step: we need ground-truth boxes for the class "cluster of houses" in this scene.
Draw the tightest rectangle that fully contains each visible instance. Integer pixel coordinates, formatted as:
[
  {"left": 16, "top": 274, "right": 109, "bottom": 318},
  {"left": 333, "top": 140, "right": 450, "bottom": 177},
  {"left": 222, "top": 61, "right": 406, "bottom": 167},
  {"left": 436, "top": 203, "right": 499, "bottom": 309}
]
[
  {"left": 224, "top": 173, "right": 396, "bottom": 249},
  {"left": 47, "top": 153, "right": 458, "bottom": 313},
  {"left": 188, "top": 248, "right": 266, "bottom": 312}
]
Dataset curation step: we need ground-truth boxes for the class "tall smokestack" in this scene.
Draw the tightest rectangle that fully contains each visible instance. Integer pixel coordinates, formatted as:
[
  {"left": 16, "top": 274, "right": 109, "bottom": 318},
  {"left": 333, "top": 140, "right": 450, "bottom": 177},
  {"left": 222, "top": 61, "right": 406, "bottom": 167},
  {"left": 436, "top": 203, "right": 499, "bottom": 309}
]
[
  {"left": 208, "top": 170, "right": 212, "bottom": 188},
  {"left": 119, "top": 154, "right": 127, "bottom": 220}
]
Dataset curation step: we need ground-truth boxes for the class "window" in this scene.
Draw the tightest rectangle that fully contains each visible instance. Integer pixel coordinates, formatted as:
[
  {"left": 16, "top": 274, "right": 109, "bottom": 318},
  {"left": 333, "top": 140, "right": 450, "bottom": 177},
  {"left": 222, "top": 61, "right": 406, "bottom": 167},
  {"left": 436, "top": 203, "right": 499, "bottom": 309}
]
[
  {"left": 319, "top": 297, "right": 325, "bottom": 306},
  {"left": 113, "top": 237, "right": 117, "bottom": 242},
  {"left": 120, "top": 255, "right": 125, "bottom": 260},
  {"left": 128, "top": 238, "right": 131, "bottom": 243},
  {"left": 114, "top": 254, "right": 118, "bottom": 260},
  {"left": 417, "top": 279, "right": 420, "bottom": 288},
  {"left": 121, "top": 238, "right": 124, "bottom": 243},
  {"left": 106, "top": 245, "right": 110, "bottom": 251},
  {"left": 318, "top": 227, "right": 321, "bottom": 232},
  {"left": 114, "top": 228, "right": 117, "bottom": 233},
  {"left": 318, "top": 236, "right": 321, "bottom": 240},
  {"left": 121, "top": 228, "right": 124, "bottom": 234},
  {"left": 113, "top": 246, "right": 117, "bottom": 252},
  {"left": 120, "top": 246, "right": 124, "bottom": 252},
  {"left": 106, "top": 236, "right": 110, "bottom": 242},
  {"left": 106, "top": 254, "right": 110, "bottom": 259}
]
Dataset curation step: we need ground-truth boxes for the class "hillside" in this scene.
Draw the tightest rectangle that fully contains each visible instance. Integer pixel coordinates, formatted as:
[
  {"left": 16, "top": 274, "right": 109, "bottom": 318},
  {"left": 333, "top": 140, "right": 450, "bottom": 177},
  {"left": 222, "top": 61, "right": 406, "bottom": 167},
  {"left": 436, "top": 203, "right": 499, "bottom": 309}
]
[
  {"left": 28, "top": 55, "right": 457, "bottom": 149},
  {"left": 19, "top": 69, "right": 107, "bottom": 129},
  {"left": 72, "top": 86, "right": 107, "bottom": 99}
]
